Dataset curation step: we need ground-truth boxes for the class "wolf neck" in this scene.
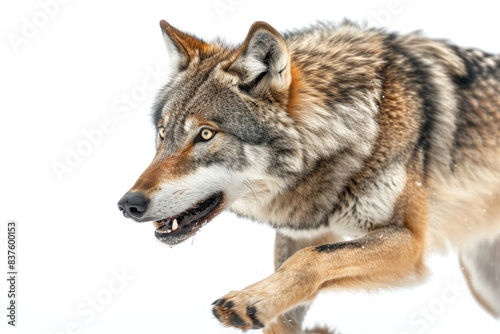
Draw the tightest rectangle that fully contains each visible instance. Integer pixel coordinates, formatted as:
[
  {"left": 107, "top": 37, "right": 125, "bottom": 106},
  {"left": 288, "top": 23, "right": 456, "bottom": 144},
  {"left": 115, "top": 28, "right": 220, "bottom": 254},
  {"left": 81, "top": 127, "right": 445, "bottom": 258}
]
[{"left": 231, "top": 41, "right": 384, "bottom": 230}]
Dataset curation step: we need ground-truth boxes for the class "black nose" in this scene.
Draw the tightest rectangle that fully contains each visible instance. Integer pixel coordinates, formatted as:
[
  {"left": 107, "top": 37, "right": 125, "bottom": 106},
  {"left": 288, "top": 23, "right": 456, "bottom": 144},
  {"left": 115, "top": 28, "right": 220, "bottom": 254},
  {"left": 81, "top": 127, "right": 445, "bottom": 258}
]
[{"left": 117, "top": 192, "right": 149, "bottom": 219}]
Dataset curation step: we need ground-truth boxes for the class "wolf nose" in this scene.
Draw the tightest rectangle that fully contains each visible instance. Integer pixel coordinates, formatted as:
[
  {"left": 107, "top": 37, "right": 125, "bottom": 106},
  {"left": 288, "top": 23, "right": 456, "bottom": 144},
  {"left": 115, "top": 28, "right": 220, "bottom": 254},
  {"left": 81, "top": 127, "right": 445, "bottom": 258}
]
[{"left": 117, "top": 192, "right": 149, "bottom": 220}]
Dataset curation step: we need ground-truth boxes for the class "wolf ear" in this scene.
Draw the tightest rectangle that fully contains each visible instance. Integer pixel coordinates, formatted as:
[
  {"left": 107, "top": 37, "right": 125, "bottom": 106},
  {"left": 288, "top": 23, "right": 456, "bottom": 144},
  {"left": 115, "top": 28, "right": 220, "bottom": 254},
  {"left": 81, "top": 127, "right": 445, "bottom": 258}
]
[
  {"left": 159, "top": 20, "right": 209, "bottom": 73},
  {"left": 225, "top": 21, "right": 291, "bottom": 97}
]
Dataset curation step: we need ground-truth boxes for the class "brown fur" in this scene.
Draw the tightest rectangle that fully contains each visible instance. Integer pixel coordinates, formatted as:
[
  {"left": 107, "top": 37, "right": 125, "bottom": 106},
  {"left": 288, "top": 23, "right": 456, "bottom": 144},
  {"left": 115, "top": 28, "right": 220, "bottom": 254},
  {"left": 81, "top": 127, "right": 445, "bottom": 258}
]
[{"left": 130, "top": 145, "right": 194, "bottom": 194}]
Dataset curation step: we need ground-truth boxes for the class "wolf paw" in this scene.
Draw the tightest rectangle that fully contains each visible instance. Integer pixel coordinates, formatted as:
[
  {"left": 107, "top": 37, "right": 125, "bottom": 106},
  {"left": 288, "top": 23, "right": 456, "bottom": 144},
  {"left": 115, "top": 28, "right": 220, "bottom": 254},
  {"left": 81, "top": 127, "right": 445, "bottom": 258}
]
[{"left": 212, "top": 290, "right": 271, "bottom": 330}]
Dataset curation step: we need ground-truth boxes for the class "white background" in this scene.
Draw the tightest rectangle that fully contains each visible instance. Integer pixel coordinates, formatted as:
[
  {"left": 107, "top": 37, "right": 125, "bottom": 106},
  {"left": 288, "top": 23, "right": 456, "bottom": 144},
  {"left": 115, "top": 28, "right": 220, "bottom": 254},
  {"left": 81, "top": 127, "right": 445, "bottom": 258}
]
[{"left": 1, "top": 0, "right": 500, "bottom": 333}]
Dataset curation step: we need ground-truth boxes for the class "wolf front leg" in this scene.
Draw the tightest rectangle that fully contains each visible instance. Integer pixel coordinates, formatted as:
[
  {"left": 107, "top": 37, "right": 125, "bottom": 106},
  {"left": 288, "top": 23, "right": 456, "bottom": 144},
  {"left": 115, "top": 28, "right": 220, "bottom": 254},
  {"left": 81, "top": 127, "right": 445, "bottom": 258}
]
[
  {"left": 262, "top": 231, "right": 344, "bottom": 334},
  {"left": 212, "top": 172, "right": 428, "bottom": 332}
]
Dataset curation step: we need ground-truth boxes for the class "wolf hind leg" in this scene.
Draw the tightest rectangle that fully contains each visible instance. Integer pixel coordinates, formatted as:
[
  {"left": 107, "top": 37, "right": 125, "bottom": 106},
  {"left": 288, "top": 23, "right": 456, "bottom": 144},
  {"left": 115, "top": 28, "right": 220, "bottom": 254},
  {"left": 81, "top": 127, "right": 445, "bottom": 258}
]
[
  {"left": 263, "top": 231, "right": 342, "bottom": 334},
  {"left": 264, "top": 306, "right": 310, "bottom": 334},
  {"left": 460, "top": 234, "right": 500, "bottom": 317},
  {"left": 304, "top": 327, "right": 338, "bottom": 334}
]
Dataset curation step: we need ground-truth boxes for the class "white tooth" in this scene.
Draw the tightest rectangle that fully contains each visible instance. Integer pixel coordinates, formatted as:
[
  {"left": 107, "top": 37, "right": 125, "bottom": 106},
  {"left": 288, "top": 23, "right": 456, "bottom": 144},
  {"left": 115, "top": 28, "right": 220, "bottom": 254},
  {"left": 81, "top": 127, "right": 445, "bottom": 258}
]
[
  {"left": 167, "top": 229, "right": 172, "bottom": 233},
  {"left": 172, "top": 219, "right": 178, "bottom": 231}
]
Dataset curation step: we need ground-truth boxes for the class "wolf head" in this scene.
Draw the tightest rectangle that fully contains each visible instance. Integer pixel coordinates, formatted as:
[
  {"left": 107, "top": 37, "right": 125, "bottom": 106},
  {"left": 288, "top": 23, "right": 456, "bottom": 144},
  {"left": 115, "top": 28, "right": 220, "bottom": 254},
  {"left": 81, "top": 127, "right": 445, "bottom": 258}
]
[{"left": 117, "top": 21, "right": 306, "bottom": 245}]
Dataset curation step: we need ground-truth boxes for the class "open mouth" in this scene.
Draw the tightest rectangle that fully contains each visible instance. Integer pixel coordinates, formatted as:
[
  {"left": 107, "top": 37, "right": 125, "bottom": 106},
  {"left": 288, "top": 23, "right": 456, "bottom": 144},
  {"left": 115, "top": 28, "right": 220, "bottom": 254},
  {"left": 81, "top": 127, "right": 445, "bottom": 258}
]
[{"left": 153, "top": 192, "right": 224, "bottom": 245}]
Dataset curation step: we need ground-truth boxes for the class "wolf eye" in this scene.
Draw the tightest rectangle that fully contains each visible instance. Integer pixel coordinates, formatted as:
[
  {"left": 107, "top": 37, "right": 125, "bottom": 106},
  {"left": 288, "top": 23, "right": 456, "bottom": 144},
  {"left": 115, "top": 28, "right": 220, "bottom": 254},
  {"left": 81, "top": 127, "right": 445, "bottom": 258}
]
[
  {"left": 201, "top": 129, "right": 215, "bottom": 140},
  {"left": 158, "top": 127, "right": 166, "bottom": 140},
  {"left": 194, "top": 128, "right": 216, "bottom": 144}
]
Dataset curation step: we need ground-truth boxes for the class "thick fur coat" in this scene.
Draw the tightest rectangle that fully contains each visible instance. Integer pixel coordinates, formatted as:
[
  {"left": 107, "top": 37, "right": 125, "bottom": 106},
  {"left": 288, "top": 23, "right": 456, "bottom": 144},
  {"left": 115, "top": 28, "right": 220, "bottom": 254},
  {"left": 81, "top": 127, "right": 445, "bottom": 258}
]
[{"left": 118, "top": 21, "right": 500, "bottom": 333}]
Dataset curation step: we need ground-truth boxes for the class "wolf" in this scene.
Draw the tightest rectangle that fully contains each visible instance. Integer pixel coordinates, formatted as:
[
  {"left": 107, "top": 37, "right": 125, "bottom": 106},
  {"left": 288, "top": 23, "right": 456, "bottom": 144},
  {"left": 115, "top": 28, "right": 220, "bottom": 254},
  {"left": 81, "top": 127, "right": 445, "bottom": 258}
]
[{"left": 117, "top": 20, "right": 500, "bottom": 333}]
